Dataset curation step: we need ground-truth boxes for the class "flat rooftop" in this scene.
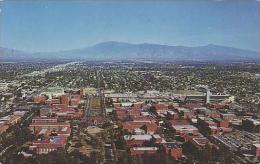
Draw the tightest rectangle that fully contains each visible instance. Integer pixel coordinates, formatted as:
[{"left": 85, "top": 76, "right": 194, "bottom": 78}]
[
  {"left": 172, "top": 125, "right": 198, "bottom": 131},
  {"left": 124, "top": 134, "right": 161, "bottom": 140},
  {"left": 131, "top": 147, "right": 158, "bottom": 151}
]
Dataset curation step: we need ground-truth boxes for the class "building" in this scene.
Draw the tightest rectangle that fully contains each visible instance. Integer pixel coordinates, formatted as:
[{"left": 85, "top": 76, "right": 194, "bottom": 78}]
[
  {"left": 123, "top": 121, "right": 158, "bottom": 134},
  {"left": 185, "top": 95, "right": 205, "bottom": 103},
  {"left": 0, "top": 115, "right": 22, "bottom": 125},
  {"left": 143, "top": 123, "right": 158, "bottom": 134},
  {"left": 45, "top": 99, "right": 60, "bottom": 106},
  {"left": 185, "top": 93, "right": 230, "bottom": 104},
  {"left": 33, "top": 95, "right": 46, "bottom": 104},
  {"left": 220, "top": 113, "right": 236, "bottom": 121},
  {"left": 152, "top": 103, "right": 169, "bottom": 113},
  {"left": 70, "top": 94, "right": 81, "bottom": 107},
  {"left": 172, "top": 125, "right": 199, "bottom": 135},
  {"left": 114, "top": 109, "right": 127, "bottom": 120},
  {"left": 29, "top": 136, "right": 67, "bottom": 154},
  {"left": 131, "top": 116, "right": 156, "bottom": 123},
  {"left": 29, "top": 122, "right": 71, "bottom": 136},
  {"left": 176, "top": 107, "right": 193, "bottom": 119},
  {"left": 253, "top": 144, "right": 260, "bottom": 158},
  {"left": 206, "top": 90, "right": 211, "bottom": 104},
  {"left": 210, "top": 94, "right": 231, "bottom": 103},
  {"left": 129, "top": 147, "right": 158, "bottom": 155},
  {"left": 167, "top": 111, "right": 179, "bottom": 120},
  {"left": 197, "top": 117, "right": 218, "bottom": 135},
  {"left": 211, "top": 132, "right": 260, "bottom": 153},
  {"left": 212, "top": 117, "right": 229, "bottom": 128},
  {"left": 188, "top": 136, "right": 212, "bottom": 159},
  {"left": 242, "top": 118, "right": 260, "bottom": 133},
  {"left": 190, "top": 137, "right": 209, "bottom": 150},
  {"left": 124, "top": 134, "right": 162, "bottom": 146},
  {"left": 0, "top": 124, "right": 9, "bottom": 135},
  {"left": 32, "top": 117, "right": 58, "bottom": 123},
  {"left": 40, "top": 107, "right": 52, "bottom": 117},
  {"left": 105, "top": 93, "right": 138, "bottom": 103},
  {"left": 0, "top": 114, "right": 22, "bottom": 134},
  {"left": 169, "top": 119, "right": 190, "bottom": 126},
  {"left": 60, "top": 94, "right": 69, "bottom": 105},
  {"left": 163, "top": 143, "right": 182, "bottom": 160}
]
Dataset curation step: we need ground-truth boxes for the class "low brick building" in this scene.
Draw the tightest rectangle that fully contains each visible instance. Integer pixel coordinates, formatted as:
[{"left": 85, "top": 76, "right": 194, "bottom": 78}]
[
  {"left": 253, "top": 144, "right": 260, "bottom": 158},
  {"left": 123, "top": 121, "right": 158, "bottom": 134},
  {"left": 124, "top": 134, "right": 162, "bottom": 146},
  {"left": 163, "top": 143, "right": 182, "bottom": 160},
  {"left": 30, "top": 136, "right": 67, "bottom": 154},
  {"left": 33, "top": 95, "right": 46, "bottom": 104},
  {"left": 129, "top": 147, "right": 158, "bottom": 155},
  {"left": 172, "top": 125, "right": 199, "bottom": 135}
]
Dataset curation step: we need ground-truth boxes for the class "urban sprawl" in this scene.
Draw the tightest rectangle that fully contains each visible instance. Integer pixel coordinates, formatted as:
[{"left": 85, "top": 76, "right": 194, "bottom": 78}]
[{"left": 0, "top": 61, "right": 260, "bottom": 164}]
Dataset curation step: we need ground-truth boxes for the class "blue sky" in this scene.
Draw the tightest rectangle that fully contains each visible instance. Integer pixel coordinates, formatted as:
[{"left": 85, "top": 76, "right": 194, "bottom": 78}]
[{"left": 0, "top": 0, "right": 259, "bottom": 52}]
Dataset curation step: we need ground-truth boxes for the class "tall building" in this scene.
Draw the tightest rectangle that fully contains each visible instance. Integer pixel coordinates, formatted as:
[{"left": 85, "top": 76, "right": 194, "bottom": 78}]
[{"left": 206, "top": 90, "right": 211, "bottom": 104}]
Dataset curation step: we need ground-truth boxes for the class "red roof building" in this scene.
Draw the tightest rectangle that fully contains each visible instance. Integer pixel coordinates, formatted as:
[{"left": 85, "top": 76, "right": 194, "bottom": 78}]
[
  {"left": 60, "top": 94, "right": 69, "bottom": 105},
  {"left": 176, "top": 107, "right": 194, "bottom": 119},
  {"left": 45, "top": 99, "right": 60, "bottom": 106},
  {"left": 181, "top": 103, "right": 203, "bottom": 110},
  {"left": 32, "top": 117, "right": 58, "bottom": 123},
  {"left": 33, "top": 95, "right": 46, "bottom": 104},
  {"left": 29, "top": 122, "right": 71, "bottom": 136},
  {"left": 129, "top": 147, "right": 158, "bottom": 155},
  {"left": 220, "top": 113, "right": 236, "bottom": 121},
  {"left": 163, "top": 143, "right": 182, "bottom": 160},
  {"left": 253, "top": 144, "right": 260, "bottom": 158},
  {"left": 124, "top": 134, "right": 162, "bottom": 146},
  {"left": 30, "top": 136, "right": 67, "bottom": 154},
  {"left": 128, "top": 110, "right": 141, "bottom": 117},
  {"left": 169, "top": 119, "right": 190, "bottom": 126},
  {"left": 212, "top": 117, "right": 229, "bottom": 128},
  {"left": 131, "top": 116, "right": 156, "bottom": 123},
  {"left": 114, "top": 109, "right": 127, "bottom": 120},
  {"left": 153, "top": 103, "right": 169, "bottom": 112},
  {"left": 123, "top": 121, "right": 158, "bottom": 134},
  {"left": 172, "top": 125, "right": 199, "bottom": 136}
]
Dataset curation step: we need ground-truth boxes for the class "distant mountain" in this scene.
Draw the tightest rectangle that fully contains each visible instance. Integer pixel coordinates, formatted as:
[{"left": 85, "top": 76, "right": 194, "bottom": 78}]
[
  {"left": 0, "top": 41, "right": 259, "bottom": 61},
  {"left": 0, "top": 47, "right": 34, "bottom": 61}
]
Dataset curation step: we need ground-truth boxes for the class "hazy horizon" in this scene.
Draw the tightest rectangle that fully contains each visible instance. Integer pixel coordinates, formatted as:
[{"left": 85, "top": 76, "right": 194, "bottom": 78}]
[
  {"left": 0, "top": 0, "right": 259, "bottom": 53},
  {"left": 1, "top": 41, "right": 260, "bottom": 54}
]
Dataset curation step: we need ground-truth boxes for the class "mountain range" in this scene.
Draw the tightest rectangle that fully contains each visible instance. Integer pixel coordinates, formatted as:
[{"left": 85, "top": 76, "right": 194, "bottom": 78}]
[{"left": 0, "top": 41, "right": 259, "bottom": 61}]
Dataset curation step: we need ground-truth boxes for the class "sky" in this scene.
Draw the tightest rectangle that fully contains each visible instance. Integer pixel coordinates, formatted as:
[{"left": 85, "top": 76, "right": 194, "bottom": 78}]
[{"left": 0, "top": 0, "right": 259, "bottom": 52}]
